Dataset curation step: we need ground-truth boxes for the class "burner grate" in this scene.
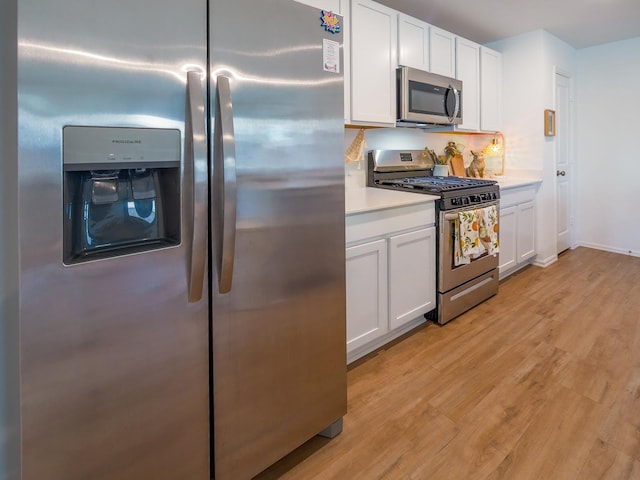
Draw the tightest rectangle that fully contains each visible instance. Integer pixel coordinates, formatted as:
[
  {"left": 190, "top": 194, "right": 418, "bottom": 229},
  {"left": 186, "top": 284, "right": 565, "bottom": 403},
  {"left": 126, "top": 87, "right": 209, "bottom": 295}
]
[{"left": 379, "top": 176, "right": 497, "bottom": 192}]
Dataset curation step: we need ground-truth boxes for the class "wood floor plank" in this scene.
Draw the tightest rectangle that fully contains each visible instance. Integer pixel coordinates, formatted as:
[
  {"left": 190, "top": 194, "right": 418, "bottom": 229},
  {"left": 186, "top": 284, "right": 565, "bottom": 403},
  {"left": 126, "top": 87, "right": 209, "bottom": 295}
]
[
  {"left": 599, "top": 361, "right": 640, "bottom": 462},
  {"left": 576, "top": 438, "right": 640, "bottom": 480},
  {"left": 255, "top": 248, "right": 640, "bottom": 479},
  {"left": 484, "top": 386, "right": 605, "bottom": 480}
]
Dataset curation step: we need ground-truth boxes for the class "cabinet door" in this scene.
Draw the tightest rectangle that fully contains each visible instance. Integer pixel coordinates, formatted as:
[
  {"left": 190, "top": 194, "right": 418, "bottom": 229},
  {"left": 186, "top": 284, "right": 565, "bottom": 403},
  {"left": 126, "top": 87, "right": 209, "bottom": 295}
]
[
  {"left": 388, "top": 227, "right": 436, "bottom": 330},
  {"left": 346, "top": 239, "right": 388, "bottom": 352},
  {"left": 429, "top": 26, "right": 455, "bottom": 77},
  {"left": 455, "top": 37, "right": 480, "bottom": 131},
  {"left": 350, "top": 0, "right": 397, "bottom": 125},
  {"left": 499, "top": 205, "right": 517, "bottom": 273},
  {"left": 517, "top": 201, "right": 536, "bottom": 263},
  {"left": 398, "top": 13, "right": 429, "bottom": 71},
  {"left": 480, "top": 47, "right": 502, "bottom": 132}
]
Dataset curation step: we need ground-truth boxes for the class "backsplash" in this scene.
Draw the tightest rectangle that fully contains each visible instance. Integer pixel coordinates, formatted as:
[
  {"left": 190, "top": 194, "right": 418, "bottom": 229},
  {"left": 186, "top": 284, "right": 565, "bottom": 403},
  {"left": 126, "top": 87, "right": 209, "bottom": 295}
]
[{"left": 344, "top": 127, "right": 506, "bottom": 187}]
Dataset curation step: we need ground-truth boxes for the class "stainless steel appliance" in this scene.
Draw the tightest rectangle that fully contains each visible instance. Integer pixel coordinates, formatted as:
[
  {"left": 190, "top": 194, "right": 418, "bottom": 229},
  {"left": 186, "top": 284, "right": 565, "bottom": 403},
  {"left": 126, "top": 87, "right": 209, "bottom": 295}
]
[
  {"left": 2, "top": 1, "right": 346, "bottom": 479},
  {"left": 396, "top": 66, "right": 463, "bottom": 127},
  {"left": 367, "top": 150, "right": 499, "bottom": 325}
]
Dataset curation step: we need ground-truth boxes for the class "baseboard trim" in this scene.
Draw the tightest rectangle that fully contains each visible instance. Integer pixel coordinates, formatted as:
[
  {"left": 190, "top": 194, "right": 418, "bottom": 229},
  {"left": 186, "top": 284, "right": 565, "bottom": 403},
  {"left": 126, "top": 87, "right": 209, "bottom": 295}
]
[
  {"left": 532, "top": 254, "right": 557, "bottom": 268},
  {"left": 575, "top": 242, "right": 640, "bottom": 258},
  {"left": 347, "top": 316, "right": 427, "bottom": 365}
]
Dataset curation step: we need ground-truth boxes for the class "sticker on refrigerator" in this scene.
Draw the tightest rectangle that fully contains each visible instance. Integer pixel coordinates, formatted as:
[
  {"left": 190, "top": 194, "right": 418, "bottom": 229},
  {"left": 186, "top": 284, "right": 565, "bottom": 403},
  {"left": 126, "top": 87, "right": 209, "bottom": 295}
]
[
  {"left": 322, "top": 39, "right": 340, "bottom": 73},
  {"left": 320, "top": 10, "right": 341, "bottom": 34}
]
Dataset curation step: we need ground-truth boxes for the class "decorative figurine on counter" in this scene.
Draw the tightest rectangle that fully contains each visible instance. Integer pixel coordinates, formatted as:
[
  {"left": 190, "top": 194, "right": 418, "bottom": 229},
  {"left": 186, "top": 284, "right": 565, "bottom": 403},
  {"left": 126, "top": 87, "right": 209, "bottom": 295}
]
[
  {"left": 466, "top": 150, "right": 486, "bottom": 178},
  {"left": 444, "top": 141, "right": 462, "bottom": 163}
]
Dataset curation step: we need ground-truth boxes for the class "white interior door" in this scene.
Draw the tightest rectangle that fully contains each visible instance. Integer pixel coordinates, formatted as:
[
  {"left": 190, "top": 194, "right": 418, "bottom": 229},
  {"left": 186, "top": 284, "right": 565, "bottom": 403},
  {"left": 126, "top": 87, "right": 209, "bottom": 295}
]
[{"left": 555, "top": 72, "right": 572, "bottom": 253}]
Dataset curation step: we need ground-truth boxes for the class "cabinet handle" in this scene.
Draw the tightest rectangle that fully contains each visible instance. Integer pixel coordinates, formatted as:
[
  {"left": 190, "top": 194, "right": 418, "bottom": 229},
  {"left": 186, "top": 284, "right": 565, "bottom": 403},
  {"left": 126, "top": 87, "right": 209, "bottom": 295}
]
[{"left": 556, "top": 170, "right": 566, "bottom": 176}]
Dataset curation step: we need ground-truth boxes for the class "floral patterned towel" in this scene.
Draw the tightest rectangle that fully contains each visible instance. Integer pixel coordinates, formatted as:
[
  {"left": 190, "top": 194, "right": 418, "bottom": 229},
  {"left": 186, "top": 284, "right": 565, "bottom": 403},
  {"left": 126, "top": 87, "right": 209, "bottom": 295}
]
[
  {"left": 455, "top": 210, "right": 480, "bottom": 266},
  {"left": 478, "top": 205, "right": 499, "bottom": 255},
  {"left": 454, "top": 205, "right": 500, "bottom": 267}
]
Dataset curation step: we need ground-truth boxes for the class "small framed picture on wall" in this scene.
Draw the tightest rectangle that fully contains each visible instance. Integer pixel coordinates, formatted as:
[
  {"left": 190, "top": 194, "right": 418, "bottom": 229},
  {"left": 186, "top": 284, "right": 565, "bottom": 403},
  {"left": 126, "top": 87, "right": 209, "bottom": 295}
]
[{"left": 544, "top": 109, "right": 556, "bottom": 136}]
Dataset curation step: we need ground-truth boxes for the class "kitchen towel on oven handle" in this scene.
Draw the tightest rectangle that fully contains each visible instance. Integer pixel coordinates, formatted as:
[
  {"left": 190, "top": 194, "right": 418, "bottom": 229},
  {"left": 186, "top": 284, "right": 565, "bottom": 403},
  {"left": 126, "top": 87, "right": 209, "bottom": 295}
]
[
  {"left": 455, "top": 210, "right": 480, "bottom": 266},
  {"left": 478, "top": 205, "right": 499, "bottom": 255},
  {"left": 454, "top": 205, "right": 499, "bottom": 267}
]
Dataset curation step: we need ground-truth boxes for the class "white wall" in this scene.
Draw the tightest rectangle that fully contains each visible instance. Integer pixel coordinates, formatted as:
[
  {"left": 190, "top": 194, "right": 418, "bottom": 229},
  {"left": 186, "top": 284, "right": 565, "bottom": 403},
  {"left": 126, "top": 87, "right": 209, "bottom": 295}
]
[
  {"left": 576, "top": 37, "right": 640, "bottom": 255},
  {"left": 488, "top": 30, "right": 575, "bottom": 267}
]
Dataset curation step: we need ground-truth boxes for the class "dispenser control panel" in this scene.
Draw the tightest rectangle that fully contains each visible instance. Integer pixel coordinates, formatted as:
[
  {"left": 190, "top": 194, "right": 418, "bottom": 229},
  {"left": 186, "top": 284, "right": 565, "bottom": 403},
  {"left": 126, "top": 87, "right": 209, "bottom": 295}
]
[{"left": 63, "top": 126, "right": 180, "bottom": 171}]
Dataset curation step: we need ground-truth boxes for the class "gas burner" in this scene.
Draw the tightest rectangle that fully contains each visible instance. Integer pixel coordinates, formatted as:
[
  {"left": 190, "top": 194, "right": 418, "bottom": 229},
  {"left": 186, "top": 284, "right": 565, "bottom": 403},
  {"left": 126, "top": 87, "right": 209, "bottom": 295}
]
[{"left": 378, "top": 175, "right": 497, "bottom": 193}]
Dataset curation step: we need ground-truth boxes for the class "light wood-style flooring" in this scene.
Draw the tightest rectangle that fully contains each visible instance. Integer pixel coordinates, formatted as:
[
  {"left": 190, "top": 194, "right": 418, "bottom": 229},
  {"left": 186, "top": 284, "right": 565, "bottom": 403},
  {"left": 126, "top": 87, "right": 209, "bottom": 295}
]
[{"left": 256, "top": 247, "right": 640, "bottom": 479}]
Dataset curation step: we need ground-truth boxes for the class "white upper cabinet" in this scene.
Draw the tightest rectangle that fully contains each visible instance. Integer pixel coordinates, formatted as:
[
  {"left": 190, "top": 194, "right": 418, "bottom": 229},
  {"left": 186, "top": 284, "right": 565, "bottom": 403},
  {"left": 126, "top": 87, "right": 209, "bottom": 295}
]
[
  {"left": 349, "top": 0, "right": 397, "bottom": 125},
  {"left": 397, "top": 13, "right": 429, "bottom": 71},
  {"left": 429, "top": 26, "right": 456, "bottom": 77},
  {"left": 345, "top": 3, "right": 502, "bottom": 129},
  {"left": 480, "top": 46, "right": 502, "bottom": 132},
  {"left": 455, "top": 37, "right": 480, "bottom": 131}
]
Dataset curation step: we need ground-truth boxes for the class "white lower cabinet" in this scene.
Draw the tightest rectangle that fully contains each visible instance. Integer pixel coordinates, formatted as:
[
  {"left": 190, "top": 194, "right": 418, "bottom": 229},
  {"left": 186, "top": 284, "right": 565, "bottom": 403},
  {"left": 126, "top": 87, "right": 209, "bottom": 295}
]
[
  {"left": 346, "top": 202, "right": 436, "bottom": 363},
  {"left": 388, "top": 228, "right": 436, "bottom": 330},
  {"left": 499, "top": 185, "right": 537, "bottom": 279},
  {"left": 498, "top": 205, "right": 517, "bottom": 273},
  {"left": 346, "top": 239, "right": 388, "bottom": 352}
]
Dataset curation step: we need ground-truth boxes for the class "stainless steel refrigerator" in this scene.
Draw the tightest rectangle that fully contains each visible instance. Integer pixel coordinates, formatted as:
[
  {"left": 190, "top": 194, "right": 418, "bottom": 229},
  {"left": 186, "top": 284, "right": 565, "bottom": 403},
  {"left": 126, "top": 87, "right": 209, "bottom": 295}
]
[{"left": 1, "top": 0, "right": 346, "bottom": 479}]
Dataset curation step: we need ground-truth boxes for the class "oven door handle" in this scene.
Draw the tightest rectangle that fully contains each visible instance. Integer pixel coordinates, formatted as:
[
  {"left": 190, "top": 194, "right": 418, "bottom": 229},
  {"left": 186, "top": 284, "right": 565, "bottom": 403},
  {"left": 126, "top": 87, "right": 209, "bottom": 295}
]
[{"left": 443, "top": 202, "right": 500, "bottom": 221}]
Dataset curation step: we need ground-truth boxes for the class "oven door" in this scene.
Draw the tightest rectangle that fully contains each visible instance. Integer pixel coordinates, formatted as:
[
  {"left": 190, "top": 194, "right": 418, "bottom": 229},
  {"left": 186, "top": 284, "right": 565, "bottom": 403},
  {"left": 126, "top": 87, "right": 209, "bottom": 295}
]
[{"left": 438, "top": 202, "right": 499, "bottom": 293}]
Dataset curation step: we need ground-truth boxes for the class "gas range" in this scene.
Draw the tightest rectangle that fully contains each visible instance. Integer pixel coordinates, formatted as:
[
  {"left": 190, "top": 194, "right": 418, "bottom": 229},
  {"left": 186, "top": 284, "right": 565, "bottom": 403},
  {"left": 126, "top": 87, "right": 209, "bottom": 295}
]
[
  {"left": 367, "top": 150, "right": 500, "bottom": 210},
  {"left": 367, "top": 149, "right": 500, "bottom": 325}
]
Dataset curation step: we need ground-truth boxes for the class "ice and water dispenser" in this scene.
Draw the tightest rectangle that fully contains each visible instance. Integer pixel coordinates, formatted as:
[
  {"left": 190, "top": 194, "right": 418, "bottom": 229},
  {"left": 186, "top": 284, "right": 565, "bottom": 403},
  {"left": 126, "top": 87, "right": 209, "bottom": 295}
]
[{"left": 63, "top": 126, "right": 181, "bottom": 264}]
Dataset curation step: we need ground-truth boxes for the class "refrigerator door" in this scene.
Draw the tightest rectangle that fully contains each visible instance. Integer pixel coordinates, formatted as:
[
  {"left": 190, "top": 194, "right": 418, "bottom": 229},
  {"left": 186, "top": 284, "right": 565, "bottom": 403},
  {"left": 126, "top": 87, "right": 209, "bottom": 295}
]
[
  {"left": 17, "top": 1, "right": 210, "bottom": 479},
  {"left": 209, "top": 1, "right": 347, "bottom": 478}
]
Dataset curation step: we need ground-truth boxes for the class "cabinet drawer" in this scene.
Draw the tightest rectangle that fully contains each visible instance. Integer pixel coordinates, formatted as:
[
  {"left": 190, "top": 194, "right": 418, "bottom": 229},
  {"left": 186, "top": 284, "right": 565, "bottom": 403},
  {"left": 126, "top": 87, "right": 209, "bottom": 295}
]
[
  {"left": 346, "top": 202, "right": 435, "bottom": 244},
  {"left": 500, "top": 185, "right": 536, "bottom": 208}
]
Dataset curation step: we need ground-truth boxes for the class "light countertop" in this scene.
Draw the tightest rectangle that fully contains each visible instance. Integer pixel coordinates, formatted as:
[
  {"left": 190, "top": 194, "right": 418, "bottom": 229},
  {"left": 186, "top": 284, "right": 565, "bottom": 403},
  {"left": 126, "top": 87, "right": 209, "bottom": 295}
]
[
  {"left": 345, "top": 187, "right": 438, "bottom": 215},
  {"left": 494, "top": 176, "right": 542, "bottom": 190},
  {"left": 344, "top": 175, "right": 541, "bottom": 215}
]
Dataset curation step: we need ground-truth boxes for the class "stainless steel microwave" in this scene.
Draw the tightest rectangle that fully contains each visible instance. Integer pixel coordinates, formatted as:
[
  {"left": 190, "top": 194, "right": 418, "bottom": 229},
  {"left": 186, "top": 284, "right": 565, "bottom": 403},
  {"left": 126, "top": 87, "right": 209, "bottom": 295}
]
[{"left": 396, "top": 66, "right": 462, "bottom": 126}]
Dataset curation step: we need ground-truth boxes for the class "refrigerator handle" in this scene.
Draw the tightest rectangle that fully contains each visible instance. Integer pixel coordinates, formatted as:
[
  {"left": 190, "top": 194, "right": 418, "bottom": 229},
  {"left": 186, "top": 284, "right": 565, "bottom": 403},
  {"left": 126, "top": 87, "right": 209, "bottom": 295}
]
[
  {"left": 186, "top": 70, "right": 208, "bottom": 303},
  {"left": 213, "top": 75, "right": 237, "bottom": 294}
]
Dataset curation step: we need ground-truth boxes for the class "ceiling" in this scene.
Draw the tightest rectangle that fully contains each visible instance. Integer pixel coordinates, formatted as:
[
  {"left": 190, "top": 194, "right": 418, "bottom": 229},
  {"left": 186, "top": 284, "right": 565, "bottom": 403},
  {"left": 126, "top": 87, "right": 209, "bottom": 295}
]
[{"left": 374, "top": 0, "right": 640, "bottom": 49}]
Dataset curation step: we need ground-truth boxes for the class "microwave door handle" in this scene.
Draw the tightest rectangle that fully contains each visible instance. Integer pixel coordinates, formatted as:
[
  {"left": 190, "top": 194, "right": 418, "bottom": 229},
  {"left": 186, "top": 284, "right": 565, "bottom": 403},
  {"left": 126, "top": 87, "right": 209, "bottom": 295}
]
[
  {"left": 186, "top": 70, "right": 207, "bottom": 303},
  {"left": 447, "top": 85, "right": 460, "bottom": 123},
  {"left": 213, "top": 75, "right": 237, "bottom": 294}
]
